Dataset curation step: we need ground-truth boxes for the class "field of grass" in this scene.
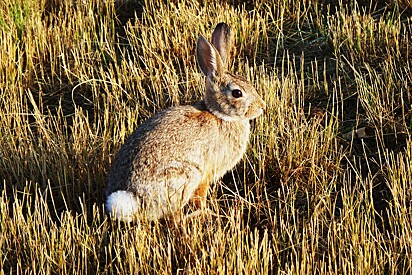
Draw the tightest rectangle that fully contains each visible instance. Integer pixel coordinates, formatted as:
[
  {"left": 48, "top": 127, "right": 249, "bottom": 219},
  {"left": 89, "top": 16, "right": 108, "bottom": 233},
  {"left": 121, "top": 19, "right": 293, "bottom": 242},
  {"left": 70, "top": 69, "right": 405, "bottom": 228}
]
[{"left": 1, "top": 0, "right": 412, "bottom": 273}]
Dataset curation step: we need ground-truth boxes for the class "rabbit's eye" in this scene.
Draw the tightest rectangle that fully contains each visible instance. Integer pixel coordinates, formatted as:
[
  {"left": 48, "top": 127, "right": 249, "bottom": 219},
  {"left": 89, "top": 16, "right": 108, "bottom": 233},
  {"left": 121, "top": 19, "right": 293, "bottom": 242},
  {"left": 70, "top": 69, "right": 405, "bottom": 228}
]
[{"left": 232, "top": 89, "right": 243, "bottom": 98}]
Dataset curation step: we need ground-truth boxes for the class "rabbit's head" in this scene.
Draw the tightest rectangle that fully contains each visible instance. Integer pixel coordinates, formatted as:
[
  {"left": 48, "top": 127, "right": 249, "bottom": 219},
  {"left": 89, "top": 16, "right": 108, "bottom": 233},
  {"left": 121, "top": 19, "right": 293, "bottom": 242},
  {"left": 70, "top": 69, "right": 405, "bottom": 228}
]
[{"left": 197, "top": 23, "right": 266, "bottom": 122}]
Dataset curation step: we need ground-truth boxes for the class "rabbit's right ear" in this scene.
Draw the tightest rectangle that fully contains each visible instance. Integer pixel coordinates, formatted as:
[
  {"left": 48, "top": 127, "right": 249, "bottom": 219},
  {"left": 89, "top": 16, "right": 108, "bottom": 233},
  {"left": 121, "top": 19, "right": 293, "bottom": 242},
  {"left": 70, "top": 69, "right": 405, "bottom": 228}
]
[
  {"left": 196, "top": 35, "right": 224, "bottom": 78},
  {"left": 211, "top": 23, "right": 232, "bottom": 67}
]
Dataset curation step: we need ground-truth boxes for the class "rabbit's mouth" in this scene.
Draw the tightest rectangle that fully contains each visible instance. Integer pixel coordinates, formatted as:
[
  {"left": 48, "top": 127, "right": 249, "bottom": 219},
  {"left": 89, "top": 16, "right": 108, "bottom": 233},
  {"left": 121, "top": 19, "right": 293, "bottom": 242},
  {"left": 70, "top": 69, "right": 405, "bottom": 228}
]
[
  {"left": 247, "top": 108, "right": 264, "bottom": 120},
  {"left": 245, "top": 98, "right": 266, "bottom": 120},
  {"left": 255, "top": 108, "right": 264, "bottom": 117}
]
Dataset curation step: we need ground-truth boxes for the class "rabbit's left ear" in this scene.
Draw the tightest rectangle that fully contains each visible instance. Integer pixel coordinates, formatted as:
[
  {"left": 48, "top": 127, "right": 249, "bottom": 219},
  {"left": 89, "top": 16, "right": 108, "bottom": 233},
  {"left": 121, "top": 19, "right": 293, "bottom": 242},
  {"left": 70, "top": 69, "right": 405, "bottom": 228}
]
[
  {"left": 196, "top": 35, "right": 224, "bottom": 78},
  {"left": 211, "top": 23, "right": 232, "bottom": 67}
]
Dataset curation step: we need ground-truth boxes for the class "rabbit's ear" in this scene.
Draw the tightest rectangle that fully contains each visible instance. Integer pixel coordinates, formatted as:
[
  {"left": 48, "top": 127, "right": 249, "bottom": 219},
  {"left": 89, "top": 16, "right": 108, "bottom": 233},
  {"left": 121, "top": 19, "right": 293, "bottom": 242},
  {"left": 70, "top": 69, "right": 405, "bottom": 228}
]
[
  {"left": 211, "top": 23, "right": 232, "bottom": 67},
  {"left": 196, "top": 35, "right": 224, "bottom": 78}
]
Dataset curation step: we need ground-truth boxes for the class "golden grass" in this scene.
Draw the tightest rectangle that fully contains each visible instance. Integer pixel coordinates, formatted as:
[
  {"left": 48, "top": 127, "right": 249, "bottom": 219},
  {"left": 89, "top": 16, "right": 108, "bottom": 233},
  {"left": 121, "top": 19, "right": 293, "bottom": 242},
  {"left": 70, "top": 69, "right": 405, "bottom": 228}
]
[{"left": 1, "top": 0, "right": 412, "bottom": 273}]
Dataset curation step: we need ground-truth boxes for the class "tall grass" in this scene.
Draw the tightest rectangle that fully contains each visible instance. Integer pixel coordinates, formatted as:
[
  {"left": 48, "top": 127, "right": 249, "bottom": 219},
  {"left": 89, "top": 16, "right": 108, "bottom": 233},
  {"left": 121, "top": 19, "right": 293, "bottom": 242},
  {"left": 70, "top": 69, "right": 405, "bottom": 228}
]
[{"left": 1, "top": 0, "right": 412, "bottom": 273}]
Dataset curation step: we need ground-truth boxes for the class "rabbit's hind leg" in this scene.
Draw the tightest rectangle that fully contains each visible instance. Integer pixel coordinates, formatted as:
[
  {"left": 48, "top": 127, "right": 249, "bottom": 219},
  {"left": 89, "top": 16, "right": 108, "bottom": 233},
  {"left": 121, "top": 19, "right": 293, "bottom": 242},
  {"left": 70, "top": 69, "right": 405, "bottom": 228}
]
[{"left": 191, "top": 180, "right": 211, "bottom": 209}]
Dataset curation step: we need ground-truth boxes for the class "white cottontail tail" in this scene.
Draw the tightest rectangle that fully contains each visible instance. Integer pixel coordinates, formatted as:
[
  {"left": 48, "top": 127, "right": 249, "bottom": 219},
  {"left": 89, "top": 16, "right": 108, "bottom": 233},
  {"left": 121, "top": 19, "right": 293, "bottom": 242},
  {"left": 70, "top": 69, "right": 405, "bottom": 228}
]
[{"left": 105, "top": 23, "right": 266, "bottom": 222}]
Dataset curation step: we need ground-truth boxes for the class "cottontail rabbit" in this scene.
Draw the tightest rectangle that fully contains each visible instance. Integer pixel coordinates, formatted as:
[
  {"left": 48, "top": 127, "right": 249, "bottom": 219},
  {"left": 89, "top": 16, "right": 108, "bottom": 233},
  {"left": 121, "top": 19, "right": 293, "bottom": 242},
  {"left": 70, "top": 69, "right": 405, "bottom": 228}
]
[{"left": 105, "top": 23, "right": 266, "bottom": 222}]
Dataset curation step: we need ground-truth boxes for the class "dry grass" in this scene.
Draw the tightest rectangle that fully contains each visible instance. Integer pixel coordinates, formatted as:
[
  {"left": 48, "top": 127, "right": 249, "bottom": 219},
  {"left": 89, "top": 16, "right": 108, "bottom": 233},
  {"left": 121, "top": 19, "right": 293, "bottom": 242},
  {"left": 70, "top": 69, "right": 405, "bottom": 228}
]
[{"left": 1, "top": 0, "right": 412, "bottom": 273}]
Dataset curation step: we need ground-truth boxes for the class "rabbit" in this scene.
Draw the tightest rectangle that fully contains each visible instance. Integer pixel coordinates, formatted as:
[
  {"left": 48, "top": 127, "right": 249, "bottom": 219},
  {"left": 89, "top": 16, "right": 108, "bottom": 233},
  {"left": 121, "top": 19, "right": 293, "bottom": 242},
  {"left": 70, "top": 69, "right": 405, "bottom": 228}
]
[{"left": 105, "top": 22, "right": 266, "bottom": 222}]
